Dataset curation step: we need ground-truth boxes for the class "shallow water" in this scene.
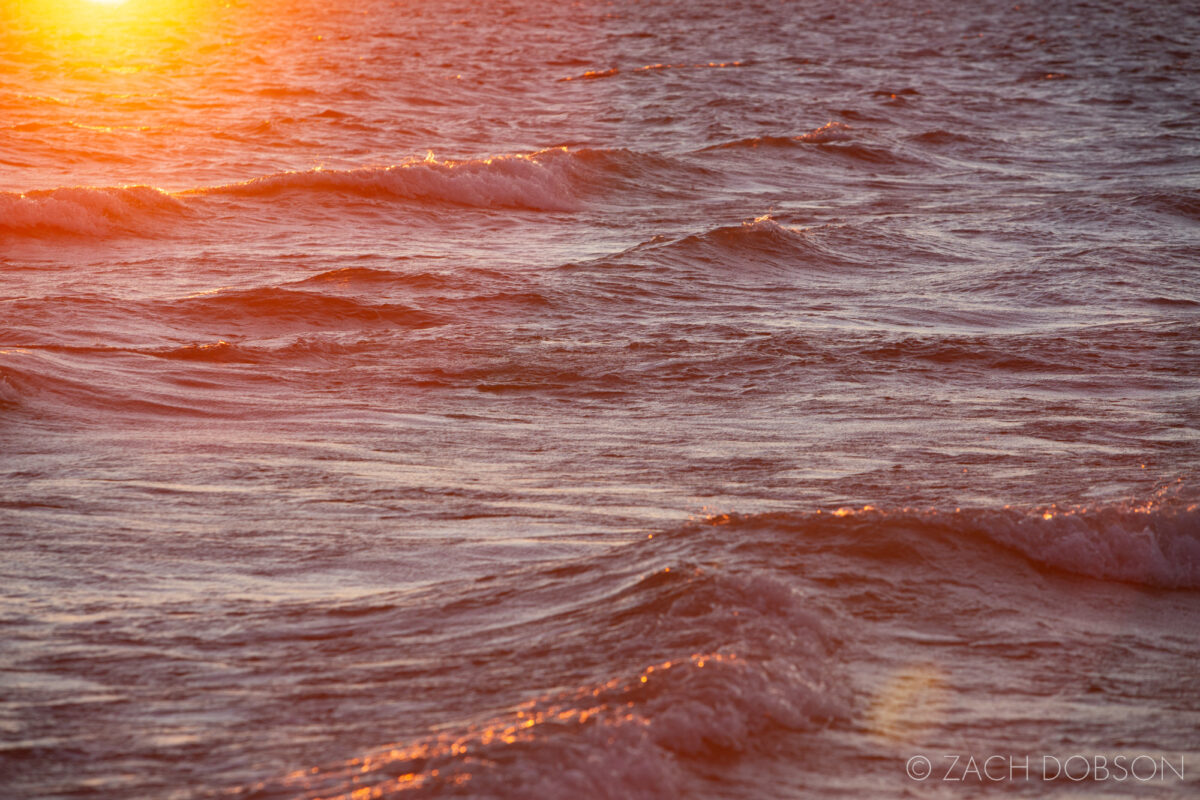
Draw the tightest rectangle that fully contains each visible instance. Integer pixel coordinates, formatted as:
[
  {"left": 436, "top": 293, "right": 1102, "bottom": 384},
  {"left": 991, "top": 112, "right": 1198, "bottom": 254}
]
[{"left": 2, "top": 0, "right": 1199, "bottom": 797}]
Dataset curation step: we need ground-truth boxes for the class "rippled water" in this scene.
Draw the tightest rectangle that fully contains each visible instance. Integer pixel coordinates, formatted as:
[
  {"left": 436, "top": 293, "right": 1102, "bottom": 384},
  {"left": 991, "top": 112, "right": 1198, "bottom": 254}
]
[{"left": 2, "top": 0, "right": 1199, "bottom": 797}]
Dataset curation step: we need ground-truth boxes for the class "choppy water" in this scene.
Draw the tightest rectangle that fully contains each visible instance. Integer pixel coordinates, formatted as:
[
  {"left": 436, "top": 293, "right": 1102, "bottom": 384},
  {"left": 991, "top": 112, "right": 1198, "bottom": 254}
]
[{"left": 2, "top": 0, "right": 1199, "bottom": 797}]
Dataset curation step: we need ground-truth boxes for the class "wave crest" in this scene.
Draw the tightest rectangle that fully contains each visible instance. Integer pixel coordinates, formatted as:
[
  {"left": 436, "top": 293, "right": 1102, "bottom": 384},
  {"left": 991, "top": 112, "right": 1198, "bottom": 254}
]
[{"left": 697, "top": 497, "right": 1200, "bottom": 590}]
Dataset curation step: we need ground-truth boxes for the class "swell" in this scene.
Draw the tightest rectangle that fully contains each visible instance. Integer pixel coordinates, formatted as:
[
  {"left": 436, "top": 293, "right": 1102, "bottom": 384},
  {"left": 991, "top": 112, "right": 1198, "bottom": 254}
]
[
  {"left": 850, "top": 328, "right": 1198, "bottom": 376},
  {"left": 3, "top": 288, "right": 442, "bottom": 336},
  {"left": 291, "top": 267, "right": 554, "bottom": 309},
  {"left": 701, "top": 121, "right": 920, "bottom": 165},
  {"left": 197, "top": 148, "right": 589, "bottom": 211},
  {"left": 293, "top": 266, "right": 463, "bottom": 290},
  {"left": 0, "top": 286, "right": 441, "bottom": 415},
  {"left": 0, "top": 146, "right": 697, "bottom": 240},
  {"left": 175, "top": 287, "right": 442, "bottom": 331}
]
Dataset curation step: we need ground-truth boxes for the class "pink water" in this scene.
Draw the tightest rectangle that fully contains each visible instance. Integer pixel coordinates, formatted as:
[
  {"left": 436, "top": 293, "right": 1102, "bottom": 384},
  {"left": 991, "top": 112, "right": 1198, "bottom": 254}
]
[{"left": 2, "top": 0, "right": 1199, "bottom": 797}]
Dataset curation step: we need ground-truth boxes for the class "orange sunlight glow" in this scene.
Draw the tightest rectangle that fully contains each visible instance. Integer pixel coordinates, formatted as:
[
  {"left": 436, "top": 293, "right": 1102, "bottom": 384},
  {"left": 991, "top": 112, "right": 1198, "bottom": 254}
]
[{"left": 7, "top": 0, "right": 208, "bottom": 79}]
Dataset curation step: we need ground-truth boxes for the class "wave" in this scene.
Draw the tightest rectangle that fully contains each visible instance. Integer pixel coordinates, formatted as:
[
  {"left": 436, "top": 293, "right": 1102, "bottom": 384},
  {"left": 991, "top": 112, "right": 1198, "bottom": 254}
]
[
  {"left": 971, "top": 501, "right": 1200, "bottom": 589},
  {"left": 703, "top": 123, "right": 920, "bottom": 167},
  {"left": 293, "top": 266, "right": 459, "bottom": 289},
  {"left": 172, "top": 283, "right": 545, "bottom": 334},
  {"left": 174, "top": 287, "right": 444, "bottom": 331},
  {"left": 705, "top": 121, "right": 854, "bottom": 151},
  {"left": 0, "top": 349, "right": 235, "bottom": 417},
  {"left": 1141, "top": 295, "right": 1200, "bottom": 307},
  {"left": 693, "top": 497, "right": 1200, "bottom": 590},
  {"left": 907, "top": 129, "right": 979, "bottom": 145},
  {"left": 558, "top": 66, "right": 620, "bottom": 82},
  {"left": 230, "top": 548, "right": 846, "bottom": 799},
  {"left": 817, "top": 141, "right": 912, "bottom": 164},
  {"left": 0, "top": 334, "right": 391, "bottom": 417},
  {"left": 158, "top": 336, "right": 401, "bottom": 365},
  {"left": 585, "top": 216, "right": 862, "bottom": 276},
  {"left": 852, "top": 332, "right": 1138, "bottom": 374},
  {"left": 1128, "top": 189, "right": 1200, "bottom": 222},
  {"left": 3, "top": 287, "right": 443, "bottom": 333},
  {"left": 0, "top": 369, "right": 22, "bottom": 407},
  {"left": 222, "top": 491, "right": 1197, "bottom": 800},
  {"left": 200, "top": 146, "right": 698, "bottom": 210},
  {"left": 0, "top": 185, "right": 188, "bottom": 237},
  {"left": 673, "top": 217, "right": 834, "bottom": 267},
  {"left": 199, "top": 148, "right": 588, "bottom": 211},
  {"left": 1, "top": 147, "right": 699, "bottom": 240},
  {"left": 559, "top": 61, "right": 744, "bottom": 82},
  {"left": 258, "top": 650, "right": 842, "bottom": 799}
]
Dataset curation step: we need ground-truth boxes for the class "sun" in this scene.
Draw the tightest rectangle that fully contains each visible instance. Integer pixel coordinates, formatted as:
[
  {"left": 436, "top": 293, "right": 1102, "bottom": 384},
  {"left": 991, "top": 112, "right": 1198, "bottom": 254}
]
[{"left": 85, "top": 0, "right": 130, "bottom": 5}]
